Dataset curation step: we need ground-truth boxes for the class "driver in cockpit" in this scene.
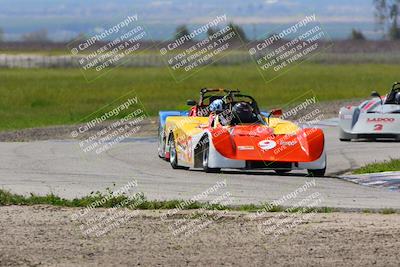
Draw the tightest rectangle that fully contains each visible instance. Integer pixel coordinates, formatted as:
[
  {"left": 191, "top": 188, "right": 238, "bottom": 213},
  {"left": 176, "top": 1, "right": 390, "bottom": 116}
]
[{"left": 209, "top": 98, "right": 233, "bottom": 126}]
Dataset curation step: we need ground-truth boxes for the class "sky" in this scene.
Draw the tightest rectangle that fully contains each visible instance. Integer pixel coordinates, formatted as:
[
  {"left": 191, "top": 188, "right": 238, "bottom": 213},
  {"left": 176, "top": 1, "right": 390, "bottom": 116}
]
[{"left": 0, "top": 0, "right": 380, "bottom": 41}]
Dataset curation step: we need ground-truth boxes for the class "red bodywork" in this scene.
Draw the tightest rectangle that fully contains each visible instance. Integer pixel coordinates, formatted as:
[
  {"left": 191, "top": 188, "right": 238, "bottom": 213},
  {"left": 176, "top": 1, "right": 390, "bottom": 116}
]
[
  {"left": 189, "top": 94, "right": 324, "bottom": 164},
  {"left": 208, "top": 121, "right": 324, "bottom": 163}
]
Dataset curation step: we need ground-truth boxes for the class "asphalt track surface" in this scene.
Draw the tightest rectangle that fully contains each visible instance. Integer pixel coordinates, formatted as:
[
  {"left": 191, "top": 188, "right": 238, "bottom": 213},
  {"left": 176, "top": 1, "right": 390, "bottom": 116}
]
[{"left": 1, "top": 125, "right": 400, "bottom": 210}]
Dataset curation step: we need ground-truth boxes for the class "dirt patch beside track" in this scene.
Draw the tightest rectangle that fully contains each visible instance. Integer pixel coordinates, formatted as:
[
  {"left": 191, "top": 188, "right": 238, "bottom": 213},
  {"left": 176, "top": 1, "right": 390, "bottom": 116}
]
[
  {"left": 0, "top": 205, "right": 399, "bottom": 266},
  {"left": 0, "top": 119, "right": 158, "bottom": 142},
  {"left": 0, "top": 99, "right": 361, "bottom": 142}
]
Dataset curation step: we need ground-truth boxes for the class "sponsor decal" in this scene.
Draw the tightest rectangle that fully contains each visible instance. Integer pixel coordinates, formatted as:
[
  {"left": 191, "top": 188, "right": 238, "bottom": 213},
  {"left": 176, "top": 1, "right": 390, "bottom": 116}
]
[
  {"left": 279, "top": 140, "right": 297, "bottom": 146},
  {"left": 258, "top": 140, "right": 277, "bottom": 151},
  {"left": 367, "top": 118, "right": 395, "bottom": 123},
  {"left": 237, "top": 146, "right": 255, "bottom": 151},
  {"left": 187, "top": 138, "right": 193, "bottom": 161}
]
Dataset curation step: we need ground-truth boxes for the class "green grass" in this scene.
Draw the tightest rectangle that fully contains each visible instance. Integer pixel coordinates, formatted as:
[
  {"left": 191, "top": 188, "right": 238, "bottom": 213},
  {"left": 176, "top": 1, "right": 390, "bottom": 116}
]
[
  {"left": 353, "top": 159, "right": 400, "bottom": 174},
  {"left": 0, "top": 189, "right": 219, "bottom": 210},
  {"left": 0, "top": 50, "right": 74, "bottom": 56},
  {"left": 0, "top": 189, "right": 336, "bottom": 213},
  {"left": 3, "top": 188, "right": 396, "bottom": 214},
  {"left": 0, "top": 63, "right": 399, "bottom": 131},
  {"left": 380, "top": 208, "right": 397, "bottom": 214}
]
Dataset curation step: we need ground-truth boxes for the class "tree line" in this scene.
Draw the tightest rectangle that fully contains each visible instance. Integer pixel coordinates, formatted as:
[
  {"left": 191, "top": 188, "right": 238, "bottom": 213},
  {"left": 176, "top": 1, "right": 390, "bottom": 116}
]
[{"left": 174, "top": 23, "right": 247, "bottom": 42}]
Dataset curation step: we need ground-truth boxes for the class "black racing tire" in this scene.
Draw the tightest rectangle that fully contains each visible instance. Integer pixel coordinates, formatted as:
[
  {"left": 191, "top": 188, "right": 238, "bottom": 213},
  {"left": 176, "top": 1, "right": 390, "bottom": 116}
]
[
  {"left": 307, "top": 167, "right": 326, "bottom": 177},
  {"left": 307, "top": 154, "right": 327, "bottom": 177},
  {"left": 158, "top": 124, "right": 166, "bottom": 159},
  {"left": 339, "top": 129, "right": 354, "bottom": 142},
  {"left": 274, "top": 170, "right": 291, "bottom": 175},
  {"left": 168, "top": 135, "right": 189, "bottom": 170},
  {"left": 169, "top": 135, "right": 179, "bottom": 169},
  {"left": 202, "top": 137, "right": 221, "bottom": 173}
]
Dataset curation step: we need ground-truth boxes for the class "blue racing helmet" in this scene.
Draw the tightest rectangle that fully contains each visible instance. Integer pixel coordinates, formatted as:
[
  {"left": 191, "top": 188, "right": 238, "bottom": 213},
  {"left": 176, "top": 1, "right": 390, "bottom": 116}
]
[{"left": 209, "top": 99, "right": 224, "bottom": 112}]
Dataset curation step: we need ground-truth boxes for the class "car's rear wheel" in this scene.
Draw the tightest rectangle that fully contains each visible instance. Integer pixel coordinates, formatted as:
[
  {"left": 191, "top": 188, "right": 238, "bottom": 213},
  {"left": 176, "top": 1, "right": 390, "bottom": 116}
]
[
  {"left": 202, "top": 137, "right": 220, "bottom": 173},
  {"left": 308, "top": 167, "right": 326, "bottom": 177},
  {"left": 158, "top": 124, "right": 166, "bottom": 159},
  {"left": 308, "top": 154, "right": 327, "bottom": 177},
  {"left": 275, "top": 170, "right": 291, "bottom": 175},
  {"left": 339, "top": 138, "right": 351, "bottom": 142}
]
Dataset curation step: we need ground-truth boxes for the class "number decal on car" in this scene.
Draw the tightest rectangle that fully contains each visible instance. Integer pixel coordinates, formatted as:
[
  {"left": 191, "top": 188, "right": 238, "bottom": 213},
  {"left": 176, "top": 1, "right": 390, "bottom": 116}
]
[{"left": 374, "top": 124, "right": 383, "bottom": 131}]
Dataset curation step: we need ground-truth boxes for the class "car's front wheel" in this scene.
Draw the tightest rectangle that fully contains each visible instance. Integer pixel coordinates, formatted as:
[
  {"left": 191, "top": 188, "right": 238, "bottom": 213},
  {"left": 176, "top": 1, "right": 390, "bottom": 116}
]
[
  {"left": 169, "top": 135, "right": 179, "bottom": 169},
  {"left": 339, "top": 129, "right": 353, "bottom": 142},
  {"left": 202, "top": 137, "right": 220, "bottom": 173},
  {"left": 168, "top": 135, "right": 189, "bottom": 170}
]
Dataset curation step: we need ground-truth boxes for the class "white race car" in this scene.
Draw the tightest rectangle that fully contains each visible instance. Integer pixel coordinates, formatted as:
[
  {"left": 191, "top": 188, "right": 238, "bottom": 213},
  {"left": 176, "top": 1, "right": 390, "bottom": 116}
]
[{"left": 339, "top": 82, "right": 400, "bottom": 141}]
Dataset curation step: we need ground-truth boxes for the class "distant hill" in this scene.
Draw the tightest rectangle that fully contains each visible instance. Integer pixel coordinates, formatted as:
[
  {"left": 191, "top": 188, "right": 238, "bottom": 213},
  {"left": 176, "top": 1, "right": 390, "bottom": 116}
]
[{"left": 0, "top": 0, "right": 377, "bottom": 41}]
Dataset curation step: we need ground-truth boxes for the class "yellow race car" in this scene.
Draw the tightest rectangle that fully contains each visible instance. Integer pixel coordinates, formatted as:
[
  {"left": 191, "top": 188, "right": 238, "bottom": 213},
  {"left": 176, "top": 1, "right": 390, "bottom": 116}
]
[{"left": 158, "top": 88, "right": 326, "bottom": 176}]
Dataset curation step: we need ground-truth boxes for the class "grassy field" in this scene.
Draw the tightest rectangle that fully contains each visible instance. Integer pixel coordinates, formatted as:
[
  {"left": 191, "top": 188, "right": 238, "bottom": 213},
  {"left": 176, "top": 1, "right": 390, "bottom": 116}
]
[
  {"left": 0, "top": 63, "right": 399, "bottom": 131},
  {"left": 353, "top": 159, "right": 400, "bottom": 174}
]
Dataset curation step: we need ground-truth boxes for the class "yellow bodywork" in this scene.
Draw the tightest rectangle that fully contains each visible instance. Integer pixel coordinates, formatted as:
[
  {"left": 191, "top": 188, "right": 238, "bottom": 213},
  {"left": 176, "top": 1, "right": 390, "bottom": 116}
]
[
  {"left": 267, "top": 118, "right": 300, "bottom": 134},
  {"left": 166, "top": 116, "right": 209, "bottom": 140},
  {"left": 165, "top": 116, "right": 209, "bottom": 164}
]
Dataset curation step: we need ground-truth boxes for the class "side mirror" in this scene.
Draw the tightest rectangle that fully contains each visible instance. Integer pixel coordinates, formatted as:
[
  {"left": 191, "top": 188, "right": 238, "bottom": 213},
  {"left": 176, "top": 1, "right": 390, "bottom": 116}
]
[
  {"left": 187, "top": 100, "right": 197, "bottom": 106},
  {"left": 267, "top": 109, "right": 283, "bottom": 124},
  {"left": 371, "top": 91, "right": 381, "bottom": 98},
  {"left": 271, "top": 109, "right": 283, "bottom": 117}
]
